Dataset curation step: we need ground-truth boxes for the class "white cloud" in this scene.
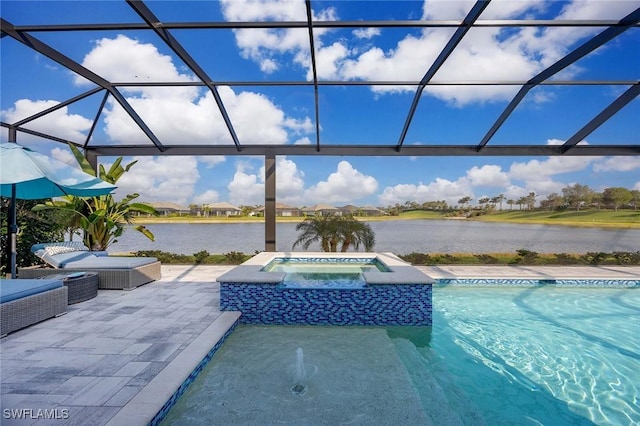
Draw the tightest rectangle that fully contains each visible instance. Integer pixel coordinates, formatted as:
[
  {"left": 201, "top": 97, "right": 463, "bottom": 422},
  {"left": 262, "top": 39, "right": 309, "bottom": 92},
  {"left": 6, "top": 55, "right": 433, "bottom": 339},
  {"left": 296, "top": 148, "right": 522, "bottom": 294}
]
[
  {"left": 220, "top": 0, "right": 338, "bottom": 75},
  {"left": 353, "top": 28, "right": 380, "bottom": 40},
  {"left": 314, "top": 42, "right": 351, "bottom": 80},
  {"left": 219, "top": 0, "right": 638, "bottom": 106},
  {"left": 593, "top": 157, "right": 640, "bottom": 172},
  {"left": 110, "top": 156, "right": 200, "bottom": 205},
  {"left": 508, "top": 155, "right": 598, "bottom": 181},
  {"left": 274, "top": 157, "right": 306, "bottom": 202},
  {"left": 228, "top": 162, "right": 265, "bottom": 205},
  {"left": 228, "top": 156, "right": 307, "bottom": 205},
  {"left": 378, "top": 177, "right": 472, "bottom": 207},
  {"left": 1, "top": 99, "right": 92, "bottom": 143},
  {"left": 75, "top": 35, "right": 197, "bottom": 98},
  {"left": 305, "top": 161, "right": 378, "bottom": 203},
  {"left": 67, "top": 35, "right": 314, "bottom": 146},
  {"left": 294, "top": 136, "right": 313, "bottom": 145},
  {"left": 193, "top": 190, "right": 220, "bottom": 205},
  {"left": 466, "top": 165, "right": 510, "bottom": 187},
  {"left": 198, "top": 156, "right": 226, "bottom": 168},
  {"left": 50, "top": 146, "right": 77, "bottom": 166}
]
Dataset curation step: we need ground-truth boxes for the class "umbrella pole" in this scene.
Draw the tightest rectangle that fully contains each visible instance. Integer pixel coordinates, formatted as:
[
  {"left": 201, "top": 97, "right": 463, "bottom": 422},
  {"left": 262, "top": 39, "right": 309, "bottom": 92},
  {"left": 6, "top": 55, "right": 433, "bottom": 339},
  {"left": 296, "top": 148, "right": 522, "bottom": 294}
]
[{"left": 10, "top": 184, "right": 17, "bottom": 279}]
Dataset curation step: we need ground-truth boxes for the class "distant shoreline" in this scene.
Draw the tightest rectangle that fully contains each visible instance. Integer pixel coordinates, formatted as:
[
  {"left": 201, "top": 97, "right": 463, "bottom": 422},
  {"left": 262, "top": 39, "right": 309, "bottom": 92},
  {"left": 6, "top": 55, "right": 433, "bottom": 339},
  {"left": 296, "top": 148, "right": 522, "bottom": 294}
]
[{"left": 132, "top": 211, "right": 640, "bottom": 230}]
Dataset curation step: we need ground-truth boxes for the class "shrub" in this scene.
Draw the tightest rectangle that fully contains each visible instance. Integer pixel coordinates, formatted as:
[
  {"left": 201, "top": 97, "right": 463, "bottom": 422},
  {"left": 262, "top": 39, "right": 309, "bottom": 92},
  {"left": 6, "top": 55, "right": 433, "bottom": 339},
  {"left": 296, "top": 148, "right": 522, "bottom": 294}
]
[
  {"left": 133, "top": 250, "right": 194, "bottom": 264},
  {"left": 398, "top": 252, "right": 432, "bottom": 265},
  {"left": 511, "top": 249, "right": 540, "bottom": 264},
  {"left": 224, "top": 251, "right": 248, "bottom": 264},
  {"left": 612, "top": 251, "right": 640, "bottom": 265},
  {"left": 193, "top": 250, "right": 210, "bottom": 264},
  {"left": 553, "top": 253, "right": 582, "bottom": 265},
  {"left": 0, "top": 199, "right": 66, "bottom": 274},
  {"left": 581, "top": 252, "right": 609, "bottom": 265}
]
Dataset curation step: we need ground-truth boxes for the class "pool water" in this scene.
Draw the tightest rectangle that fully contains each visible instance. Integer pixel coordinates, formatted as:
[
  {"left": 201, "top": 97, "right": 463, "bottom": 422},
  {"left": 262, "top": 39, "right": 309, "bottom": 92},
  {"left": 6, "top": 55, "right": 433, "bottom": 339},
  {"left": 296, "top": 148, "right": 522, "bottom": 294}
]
[
  {"left": 161, "top": 286, "right": 640, "bottom": 425},
  {"left": 262, "top": 257, "right": 390, "bottom": 273},
  {"left": 262, "top": 257, "right": 390, "bottom": 289}
]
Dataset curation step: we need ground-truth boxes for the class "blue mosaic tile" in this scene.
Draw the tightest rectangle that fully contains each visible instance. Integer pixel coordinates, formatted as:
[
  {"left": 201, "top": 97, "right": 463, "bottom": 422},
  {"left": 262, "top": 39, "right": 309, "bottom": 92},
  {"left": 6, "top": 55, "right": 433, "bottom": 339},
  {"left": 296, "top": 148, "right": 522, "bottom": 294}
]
[
  {"left": 436, "top": 278, "right": 639, "bottom": 287},
  {"left": 220, "top": 282, "right": 432, "bottom": 326}
]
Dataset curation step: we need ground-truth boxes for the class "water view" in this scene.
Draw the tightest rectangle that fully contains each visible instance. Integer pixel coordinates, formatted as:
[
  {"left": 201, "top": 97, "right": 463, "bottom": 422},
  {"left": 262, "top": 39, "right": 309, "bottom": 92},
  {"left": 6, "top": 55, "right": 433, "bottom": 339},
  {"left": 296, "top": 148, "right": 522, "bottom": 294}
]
[{"left": 110, "top": 220, "right": 640, "bottom": 255}]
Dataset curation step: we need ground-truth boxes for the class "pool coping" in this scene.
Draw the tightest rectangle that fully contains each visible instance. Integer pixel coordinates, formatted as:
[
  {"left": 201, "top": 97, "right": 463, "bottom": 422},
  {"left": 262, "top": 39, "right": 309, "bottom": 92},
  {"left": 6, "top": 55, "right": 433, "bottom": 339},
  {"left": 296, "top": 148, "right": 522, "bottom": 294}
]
[
  {"left": 217, "top": 251, "right": 436, "bottom": 285},
  {"left": 104, "top": 311, "right": 241, "bottom": 426}
]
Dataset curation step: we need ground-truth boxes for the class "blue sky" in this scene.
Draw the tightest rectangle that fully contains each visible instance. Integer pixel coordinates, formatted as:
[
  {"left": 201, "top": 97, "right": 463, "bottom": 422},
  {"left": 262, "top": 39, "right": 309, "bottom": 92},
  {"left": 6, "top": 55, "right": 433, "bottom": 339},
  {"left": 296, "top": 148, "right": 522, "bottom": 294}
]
[{"left": 1, "top": 0, "right": 639, "bottom": 208}]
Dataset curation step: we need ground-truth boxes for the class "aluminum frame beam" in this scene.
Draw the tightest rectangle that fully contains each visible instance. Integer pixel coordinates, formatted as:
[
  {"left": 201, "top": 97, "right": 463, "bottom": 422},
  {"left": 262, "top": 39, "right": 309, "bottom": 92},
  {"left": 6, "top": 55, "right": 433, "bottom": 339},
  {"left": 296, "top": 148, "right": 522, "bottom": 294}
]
[
  {"left": 126, "top": 0, "right": 242, "bottom": 152},
  {"left": 1, "top": 1, "right": 637, "bottom": 161},
  {"left": 8, "top": 20, "right": 638, "bottom": 33},
  {"left": 0, "top": 18, "right": 166, "bottom": 151},
  {"left": 83, "top": 144, "right": 639, "bottom": 157},
  {"left": 305, "top": 0, "right": 321, "bottom": 152},
  {"left": 476, "top": 7, "right": 640, "bottom": 152},
  {"left": 562, "top": 82, "right": 640, "bottom": 153},
  {"left": 396, "top": 0, "right": 490, "bottom": 151}
]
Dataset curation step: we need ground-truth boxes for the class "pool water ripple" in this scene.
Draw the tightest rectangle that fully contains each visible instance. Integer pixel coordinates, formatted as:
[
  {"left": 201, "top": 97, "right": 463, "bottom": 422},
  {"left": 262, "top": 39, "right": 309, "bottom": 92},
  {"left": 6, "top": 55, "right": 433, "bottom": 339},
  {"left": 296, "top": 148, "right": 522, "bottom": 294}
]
[{"left": 435, "top": 287, "right": 640, "bottom": 425}]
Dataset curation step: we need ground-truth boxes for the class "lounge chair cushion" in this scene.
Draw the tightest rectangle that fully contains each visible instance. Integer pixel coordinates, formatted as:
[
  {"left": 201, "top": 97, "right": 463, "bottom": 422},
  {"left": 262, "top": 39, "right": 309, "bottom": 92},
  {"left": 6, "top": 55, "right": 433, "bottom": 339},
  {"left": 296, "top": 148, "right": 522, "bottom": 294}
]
[
  {"left": 33, "top": 242, "right": 88, "bottom": 253},
  {"left": 0, "top": 279, "right": 64, "bottom": 303},
  {"left": 34, "top": 249, "right": 157, "bottom": 269}
]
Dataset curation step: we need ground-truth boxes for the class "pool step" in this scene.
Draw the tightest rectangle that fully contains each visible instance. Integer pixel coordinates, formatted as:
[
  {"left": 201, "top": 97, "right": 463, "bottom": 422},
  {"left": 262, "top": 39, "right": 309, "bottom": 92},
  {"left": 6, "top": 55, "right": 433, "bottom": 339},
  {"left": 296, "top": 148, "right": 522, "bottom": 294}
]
[{"left": 393, "top": 338, "right": 486, "bottom": 426}]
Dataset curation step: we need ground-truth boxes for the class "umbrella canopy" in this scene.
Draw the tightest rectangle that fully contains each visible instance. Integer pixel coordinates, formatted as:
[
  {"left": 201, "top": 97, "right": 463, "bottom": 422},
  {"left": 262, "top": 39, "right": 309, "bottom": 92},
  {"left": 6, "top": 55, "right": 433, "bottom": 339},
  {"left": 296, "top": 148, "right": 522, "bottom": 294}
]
[
  {"left": 1, "top": 143, "right": 115, "bottom": 199},
  {"left": 0, "top": 143, "right": 116, "bottom": 277}
]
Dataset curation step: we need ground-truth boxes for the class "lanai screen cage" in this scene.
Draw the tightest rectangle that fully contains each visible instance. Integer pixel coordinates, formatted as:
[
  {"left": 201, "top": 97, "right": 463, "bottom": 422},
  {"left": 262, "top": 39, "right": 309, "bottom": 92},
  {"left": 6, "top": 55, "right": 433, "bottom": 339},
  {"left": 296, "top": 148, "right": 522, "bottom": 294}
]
[{"left": 1, "top": 0, "right": 639, "bottom": 249}]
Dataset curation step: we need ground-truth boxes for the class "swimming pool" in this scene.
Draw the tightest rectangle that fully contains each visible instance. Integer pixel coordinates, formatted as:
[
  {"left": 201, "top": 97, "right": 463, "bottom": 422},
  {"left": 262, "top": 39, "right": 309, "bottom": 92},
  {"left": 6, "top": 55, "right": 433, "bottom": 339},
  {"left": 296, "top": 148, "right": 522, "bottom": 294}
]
[{"left": 160, "top": 285, "right": 639, "bottom": 425}]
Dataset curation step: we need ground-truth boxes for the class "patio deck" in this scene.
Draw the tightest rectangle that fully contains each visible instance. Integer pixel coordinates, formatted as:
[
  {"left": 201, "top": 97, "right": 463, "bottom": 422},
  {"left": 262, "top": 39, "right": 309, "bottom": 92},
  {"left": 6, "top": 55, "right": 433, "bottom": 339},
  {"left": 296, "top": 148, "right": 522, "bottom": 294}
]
[{"left": 1, "top": 264, "right": 639, "bottom": 425}]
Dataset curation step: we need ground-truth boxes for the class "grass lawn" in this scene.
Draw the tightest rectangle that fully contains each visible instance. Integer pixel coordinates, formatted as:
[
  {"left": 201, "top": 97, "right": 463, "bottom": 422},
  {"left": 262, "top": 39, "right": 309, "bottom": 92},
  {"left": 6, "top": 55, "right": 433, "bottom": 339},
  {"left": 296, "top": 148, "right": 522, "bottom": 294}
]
[{"left": 473, "top": 209, "right": 640, "bottom": 228}]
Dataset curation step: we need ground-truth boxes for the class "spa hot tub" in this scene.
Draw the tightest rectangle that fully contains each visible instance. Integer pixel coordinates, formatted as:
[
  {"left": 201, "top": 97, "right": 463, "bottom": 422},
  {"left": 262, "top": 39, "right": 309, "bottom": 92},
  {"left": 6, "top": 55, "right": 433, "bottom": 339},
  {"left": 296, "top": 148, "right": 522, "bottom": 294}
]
[{"left": 218, "top": 252, "right": 434, "bottom": 326}]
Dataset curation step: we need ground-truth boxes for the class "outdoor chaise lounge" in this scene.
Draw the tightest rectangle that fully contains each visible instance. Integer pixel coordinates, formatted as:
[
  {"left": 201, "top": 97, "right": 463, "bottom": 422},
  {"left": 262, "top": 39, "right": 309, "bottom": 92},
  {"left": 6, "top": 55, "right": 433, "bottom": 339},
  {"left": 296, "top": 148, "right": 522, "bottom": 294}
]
[
  {"left": 0, "top": 278, "right": 67, "bottom": 337},
  {"left": 18, "top": 243, "right": 161, "bottom": 290}
]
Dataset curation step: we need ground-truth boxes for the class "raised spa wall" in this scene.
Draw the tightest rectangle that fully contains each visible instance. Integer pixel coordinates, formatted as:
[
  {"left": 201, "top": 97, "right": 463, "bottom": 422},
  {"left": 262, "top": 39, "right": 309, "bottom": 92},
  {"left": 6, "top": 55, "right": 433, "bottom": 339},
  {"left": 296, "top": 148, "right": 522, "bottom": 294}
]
[{"left": 218, "top": 252, "right": 435, "bottom": 326}]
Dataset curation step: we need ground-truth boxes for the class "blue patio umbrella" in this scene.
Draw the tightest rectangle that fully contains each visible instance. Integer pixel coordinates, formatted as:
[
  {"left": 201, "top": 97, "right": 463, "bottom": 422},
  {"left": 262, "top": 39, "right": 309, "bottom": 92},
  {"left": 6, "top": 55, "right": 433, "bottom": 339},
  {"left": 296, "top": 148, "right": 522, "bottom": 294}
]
[{"left": 0, "top": 143, "right": 116, "bottom": 278}]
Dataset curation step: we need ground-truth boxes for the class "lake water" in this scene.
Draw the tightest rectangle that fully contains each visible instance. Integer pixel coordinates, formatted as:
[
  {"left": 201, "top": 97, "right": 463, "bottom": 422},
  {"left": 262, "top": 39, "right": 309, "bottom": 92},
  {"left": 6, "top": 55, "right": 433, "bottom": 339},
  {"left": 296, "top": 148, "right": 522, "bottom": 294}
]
[{"left": 108, "top": 220, "right": 640, "bottom": 255}]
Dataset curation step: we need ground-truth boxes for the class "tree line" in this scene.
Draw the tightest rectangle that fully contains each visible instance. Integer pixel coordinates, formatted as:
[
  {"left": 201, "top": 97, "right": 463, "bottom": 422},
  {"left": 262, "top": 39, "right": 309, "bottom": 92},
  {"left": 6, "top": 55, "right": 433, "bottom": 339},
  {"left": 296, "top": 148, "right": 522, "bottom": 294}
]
[{"left": 386, "top": 184, "right": 640, "bottom": 214}]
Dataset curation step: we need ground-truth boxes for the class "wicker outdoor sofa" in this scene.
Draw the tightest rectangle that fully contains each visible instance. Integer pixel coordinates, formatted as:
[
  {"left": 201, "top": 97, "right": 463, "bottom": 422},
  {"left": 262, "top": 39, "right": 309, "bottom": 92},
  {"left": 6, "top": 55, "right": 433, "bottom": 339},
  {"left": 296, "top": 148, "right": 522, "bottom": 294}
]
[
  {"left": 0, "top": 278, "right": 67, "bottom": 337},
  {"left": 18, "top": 243, "right": 161, "bottom": 290}
]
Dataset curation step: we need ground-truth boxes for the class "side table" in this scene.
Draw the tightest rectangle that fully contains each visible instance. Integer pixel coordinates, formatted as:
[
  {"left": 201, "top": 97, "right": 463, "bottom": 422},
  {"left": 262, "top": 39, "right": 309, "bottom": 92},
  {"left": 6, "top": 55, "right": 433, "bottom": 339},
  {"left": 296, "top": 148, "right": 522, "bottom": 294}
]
[{"left": 41, "top": 272, "right": 99, "bottom": 304}]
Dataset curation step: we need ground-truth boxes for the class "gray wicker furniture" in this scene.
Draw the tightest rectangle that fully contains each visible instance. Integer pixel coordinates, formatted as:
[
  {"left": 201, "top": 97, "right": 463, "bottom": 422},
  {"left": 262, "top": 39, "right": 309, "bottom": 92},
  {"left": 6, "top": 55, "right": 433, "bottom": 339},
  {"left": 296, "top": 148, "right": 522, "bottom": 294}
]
[
  {"left": 0, "top": 279, "right": 67, "bottom": 337},
  {"left": 35, "top": 272, "right": 99, "bottom": 304},
  {"left": 19, "top": 261, "right": 161, "bottom": 290},
  {"left": 21, "top": 243, "right": 161, "bottom": 290}
]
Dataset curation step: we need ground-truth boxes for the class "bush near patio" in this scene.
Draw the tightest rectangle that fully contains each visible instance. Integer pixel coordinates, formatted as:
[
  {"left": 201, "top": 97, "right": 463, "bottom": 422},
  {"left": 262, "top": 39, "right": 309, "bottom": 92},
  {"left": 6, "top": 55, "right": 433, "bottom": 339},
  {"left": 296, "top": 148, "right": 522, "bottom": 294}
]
[
  {"left": 126, "top": 249, "right": 640, "bottom": 266},
  {"left": 0, "top": 199, "right": 67, "bottom": 274}
]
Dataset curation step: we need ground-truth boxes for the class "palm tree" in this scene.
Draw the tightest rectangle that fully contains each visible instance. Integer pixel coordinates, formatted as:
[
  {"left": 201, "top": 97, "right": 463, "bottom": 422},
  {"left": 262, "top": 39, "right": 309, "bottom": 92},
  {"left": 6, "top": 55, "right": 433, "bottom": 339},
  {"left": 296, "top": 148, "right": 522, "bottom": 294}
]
[
  {"left": 33, "top": 144, "right": 158, "bottom": 251},
  {"left": 458, "top": 196, "right": 472, "bottom": 209},
  {"left": 293, "top": 214, "right": 375, "bottom": 252},
  {"left": 336, "top": 215, "right": 375, "bottom": 252}
]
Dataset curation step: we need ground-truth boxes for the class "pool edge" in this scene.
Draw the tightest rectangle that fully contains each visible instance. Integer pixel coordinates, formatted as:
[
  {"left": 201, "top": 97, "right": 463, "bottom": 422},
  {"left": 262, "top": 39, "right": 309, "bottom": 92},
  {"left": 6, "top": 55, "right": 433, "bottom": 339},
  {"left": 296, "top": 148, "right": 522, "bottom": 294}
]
[{"left": 104, "top": 311, "right": 241, "bottom": 426}]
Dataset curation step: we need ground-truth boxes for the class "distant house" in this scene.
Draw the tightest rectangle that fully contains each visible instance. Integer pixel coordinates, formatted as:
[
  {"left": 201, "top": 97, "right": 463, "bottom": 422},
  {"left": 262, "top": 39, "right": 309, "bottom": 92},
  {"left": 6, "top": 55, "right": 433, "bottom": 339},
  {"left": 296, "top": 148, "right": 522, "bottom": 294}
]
[
  {"left": 338, "top": 204, "right": 384, "bottom": 216},
  {"left": 149, "top": 202, "right": 190, "bottom": 216},
  {"left": 301, "top": 204, "right": 339, "bottom": 216},
  {"left": 207, "top": 202, "right": 241, "bottom": 217},
  {"left": 360, "top": 205, "right": 385, "bottom": 216},
  {"left": 254, "top": 203, "right": 302, "bottom": 217}
]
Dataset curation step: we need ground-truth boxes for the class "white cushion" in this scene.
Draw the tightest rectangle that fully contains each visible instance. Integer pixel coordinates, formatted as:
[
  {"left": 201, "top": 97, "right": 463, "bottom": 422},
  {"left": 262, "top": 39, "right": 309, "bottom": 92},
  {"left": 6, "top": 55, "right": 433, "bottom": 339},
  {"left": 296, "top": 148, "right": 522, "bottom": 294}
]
[{"left": 44, "top": 245, "right": 80, "bottom": 256}]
